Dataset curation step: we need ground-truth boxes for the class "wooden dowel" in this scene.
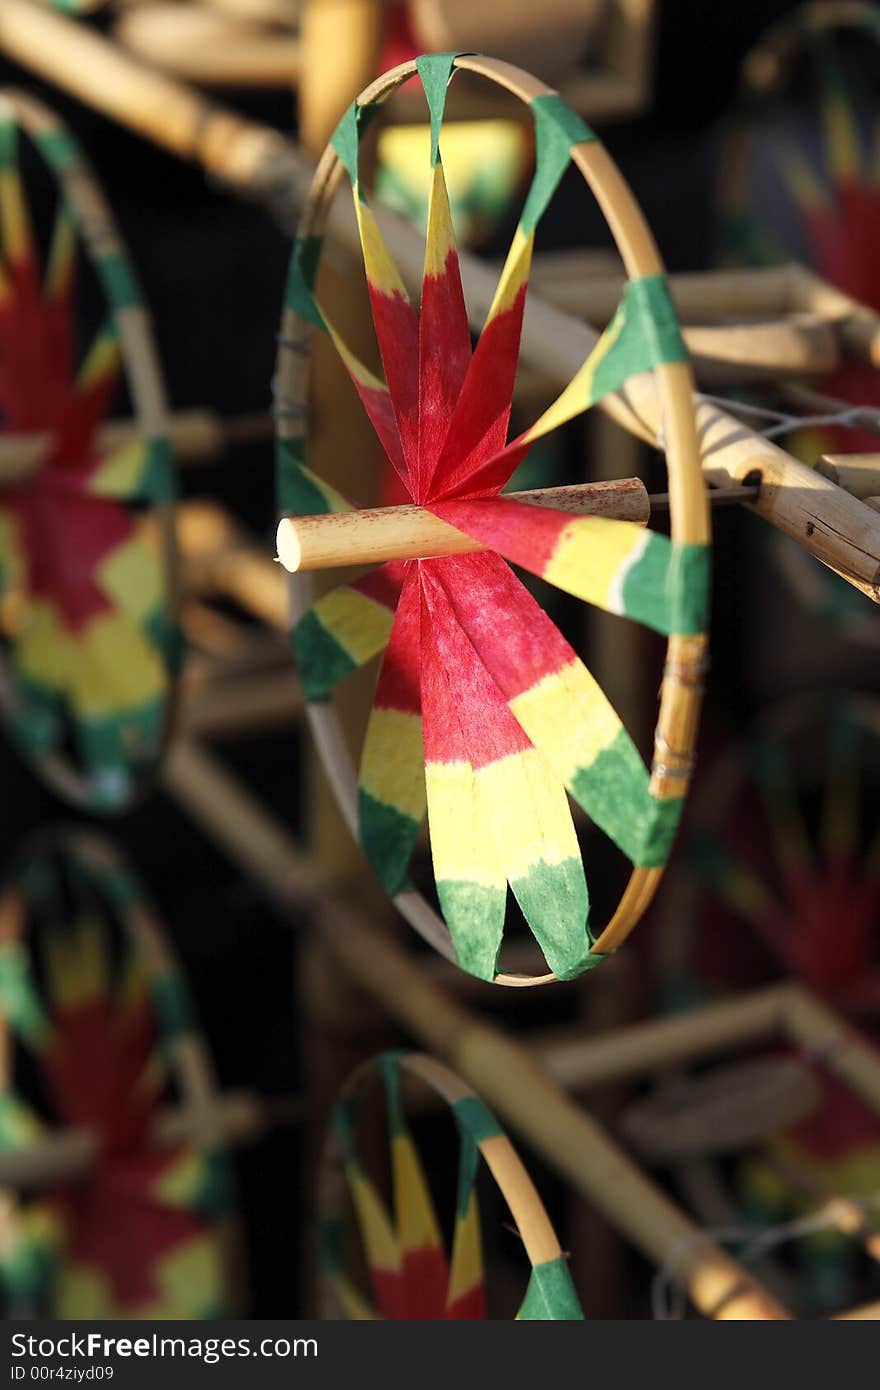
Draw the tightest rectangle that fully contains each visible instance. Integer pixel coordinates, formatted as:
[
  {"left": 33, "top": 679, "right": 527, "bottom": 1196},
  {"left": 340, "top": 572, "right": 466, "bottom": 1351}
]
[
  {"left": 789, "top": 264, "right": 880, "bottom": 370},
  {"left": 3, "top": 4, "right": 876, "bottom": 599},
  {"left": 529, "top": 985, "right": 791, "bottom": 1092},
  {"left": 114, "top": 7, "right": 302, "bottom": 88},
  {"left": 783, "top": 985, "right": 880, "bottom": 1117},
  {"left": 175, "top": 500, "right": 289, "bottom": 629},
  {"left": 816, "top": 455, "right": 880, "bottom": 500},
  {"left": 276, "top": 477, "right": 649, "bottom": 573},
  {"left": 181, "top": 666, "right": 302, "bottom": 737}
]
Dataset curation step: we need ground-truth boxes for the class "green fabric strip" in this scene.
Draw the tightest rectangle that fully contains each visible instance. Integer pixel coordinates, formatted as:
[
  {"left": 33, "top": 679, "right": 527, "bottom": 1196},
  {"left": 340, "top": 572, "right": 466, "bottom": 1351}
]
[
  {"left": 329, "top": 101, "right": 382, "bottom": 193},
  {"left": 33, "top": 127, "right": 81, "bottom": 173},
  {"left": 416, "top": 53, "right": 464, "bottom": 166},
  {"left": 293, "top": 609, "right": 356, "bottom": 703},
  {"left": 152, "top": 974, "right": 194, "bottom": 1039},
  {"left": 277, "top": 439, "right": 320, "bottom": 515},
  {"left": 317, "top": 1215, "right": 346, "bottom": 1274},
  {"left": 331, "top": 1096, "right": 360, "bottom": 1166},
  {"left": 591, "top": 274, "right": 687, "bottom": 404},
  {"left": 0, "top": 111, "right": 16, "bottom": 169},
  {"left": 509, "top": 857, "right": 591, "bottom": 981},
  {"left": 452, "top": 1095, "right": 504, "bottom": 1147},
  {"left": 436, "top": 879, "right": 505, "bottom": 982},
  {"left": 379, "top": 1050, "right": 407, "bottom": 1140},
  {"left": 0, "top": 1093, "right": 40, "bottom": 1151},
  {"left": 284, "top": 235, "right": 326, "bottom": 329},
  {"left": 358, "top": 788, "right": 420, "bottom": 896},
  {"left": 520, "top": 93, "right": 595, "bottom": 233},
  {"left": 452, "top": 1128, "right": 480, "bottom": 1221},
  {"left": 97, "top": 253, "right": 142, "bottom": 311},
  {"left": 140, "top": 436, "right": 175, "bottom": 503},
  {"left": 619, "top": 535, "right": 710, "bottom": 638},
  {"left": 568, "top": 735, "right": 649, "bottom": 857},
  {"left": 518, "top": 1256, "right": 584, "bottom": 1320},
  {"left": 0, "top": 945, "right": 47, "bottom": 1044}
]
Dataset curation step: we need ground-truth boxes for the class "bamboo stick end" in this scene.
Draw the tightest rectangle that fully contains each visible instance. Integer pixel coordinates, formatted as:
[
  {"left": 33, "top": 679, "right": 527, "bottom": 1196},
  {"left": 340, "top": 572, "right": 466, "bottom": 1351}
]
[{"left": 275, "top": 518, "right": 302, "bottom": 574}]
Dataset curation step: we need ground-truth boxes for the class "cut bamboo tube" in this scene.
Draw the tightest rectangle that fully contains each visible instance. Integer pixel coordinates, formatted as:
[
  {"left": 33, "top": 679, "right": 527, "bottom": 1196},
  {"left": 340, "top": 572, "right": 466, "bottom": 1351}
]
[
  {"left": 276, "top": 477, "right": 649, "bottom": 573},
  {"left": 816, "top": 455, "right": 880, "bottom": 500},
  {"left": 2, "top": 3, "right": 876, "bottom": 598},
  {"left": 114, "top": 7, "right": 301, "bottom": 88}
]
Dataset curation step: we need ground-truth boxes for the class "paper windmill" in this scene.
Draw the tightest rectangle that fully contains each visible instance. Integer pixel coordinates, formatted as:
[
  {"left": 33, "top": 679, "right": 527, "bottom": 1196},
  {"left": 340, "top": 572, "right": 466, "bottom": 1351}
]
[
  {"left": 0, "top": 831, "right": 232, "bottom": 1318},
  {"left": 664, "top": 693, "right": 880, "bottom": 1010},
  {"left": 318, "top": 1050, "right": 583, "bottom": 1320},
  {"left": 719, "top": 1, "right": 880, "bottom": 448},
  {"left": 275, "top": 54, "right": 710, "bottom": 985},
  {"left": 0, "top": 91, "right": 178, "bottom": 811}
]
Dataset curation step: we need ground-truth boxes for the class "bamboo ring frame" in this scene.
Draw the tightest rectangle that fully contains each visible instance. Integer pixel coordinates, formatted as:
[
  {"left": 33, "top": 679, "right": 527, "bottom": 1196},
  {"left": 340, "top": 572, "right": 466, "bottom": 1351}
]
[
  {"left": 277, "top": 55, "right": 709, "bottom": 986},
  {"left": 0, "top": 90, "right": 180, "bottom": 813},
  {"left": 317, "top": 1049, "right": 580, "bottom": 1320},
  {"left": 0, "top": 827, "right": 234, "bottom": 1317}
]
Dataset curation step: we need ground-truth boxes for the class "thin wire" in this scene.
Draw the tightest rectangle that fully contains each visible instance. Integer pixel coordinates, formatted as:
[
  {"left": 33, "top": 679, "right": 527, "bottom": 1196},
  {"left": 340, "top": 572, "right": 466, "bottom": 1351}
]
[
  {"left": 699, "top": 391, "right": 880, "bottom": 443},
  {"left": 652, "top": 1190, "right": 880, "bottom": 1319}
]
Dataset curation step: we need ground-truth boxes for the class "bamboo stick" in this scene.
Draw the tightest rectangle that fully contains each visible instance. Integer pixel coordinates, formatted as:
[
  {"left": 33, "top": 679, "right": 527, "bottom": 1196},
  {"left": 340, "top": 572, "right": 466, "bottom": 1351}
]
[
  {"left": 530, "top": 986, "right": 792, "bottom": 1091},
  {"left": 2, "top": 3, "right": 877, "bottom": 598},
  {"left": 275, "top": 477, "right": 649, "bottom": 573},
  {"left": 181, "top": 665, "right": 302, "bottom": 737},
  {"left": 114, "top": 6, "right": 301, "bottom": 88},
  {"left": 816, "top": 455, "right": 880, "bottom": 500}
]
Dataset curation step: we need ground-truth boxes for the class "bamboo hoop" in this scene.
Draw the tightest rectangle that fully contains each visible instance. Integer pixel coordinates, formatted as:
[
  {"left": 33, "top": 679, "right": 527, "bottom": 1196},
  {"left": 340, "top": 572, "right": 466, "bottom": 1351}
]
[
  {"left": 0, "top": 828, "right": 237, "bottom": 1316},
  {"left": 114, "top": 6, "right": 301, "bottom": 88},
  {"left": 0, "top": 89, "right": 180, "bottom": 813},
  {"left": 317, "top": 1050, "right": 577, "bottom": 1319},
  {"left": 817, "top": 455, "right": 880, "bottom": 499},
  {"left": 277, "top": 54, "right": 709, "bottom": 986},
  {"left": 1, "top": 2, "right": 878, "bottom": 596}
]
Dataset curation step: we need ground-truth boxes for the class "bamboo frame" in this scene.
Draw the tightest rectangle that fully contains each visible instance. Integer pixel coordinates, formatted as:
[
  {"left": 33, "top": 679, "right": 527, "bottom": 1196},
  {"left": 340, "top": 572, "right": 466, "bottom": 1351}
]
[
  {"left": 0, "top": 88, "right": 180, "bottom": 810},
  {"left": 1, "top": 2, "right": 878, "bottom": 598},
  {"left": 317, "top": 1051, "right": 569, "bottom": 1319},
  {"left": 277, "top": 53, "right": 708, "bottom": 988},
  {"left": 114, "top": 5, "right": 301, "bottom": 87},
  {"left": 390, "top": 0, "right": 657, "bottom": 125}
]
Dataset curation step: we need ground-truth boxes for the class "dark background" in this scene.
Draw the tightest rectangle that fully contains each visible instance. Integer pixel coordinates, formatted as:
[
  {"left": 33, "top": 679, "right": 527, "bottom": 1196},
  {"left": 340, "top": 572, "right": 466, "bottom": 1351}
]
[{"left": 0, "top": 0, "right": 875, "bottom": 1318}]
